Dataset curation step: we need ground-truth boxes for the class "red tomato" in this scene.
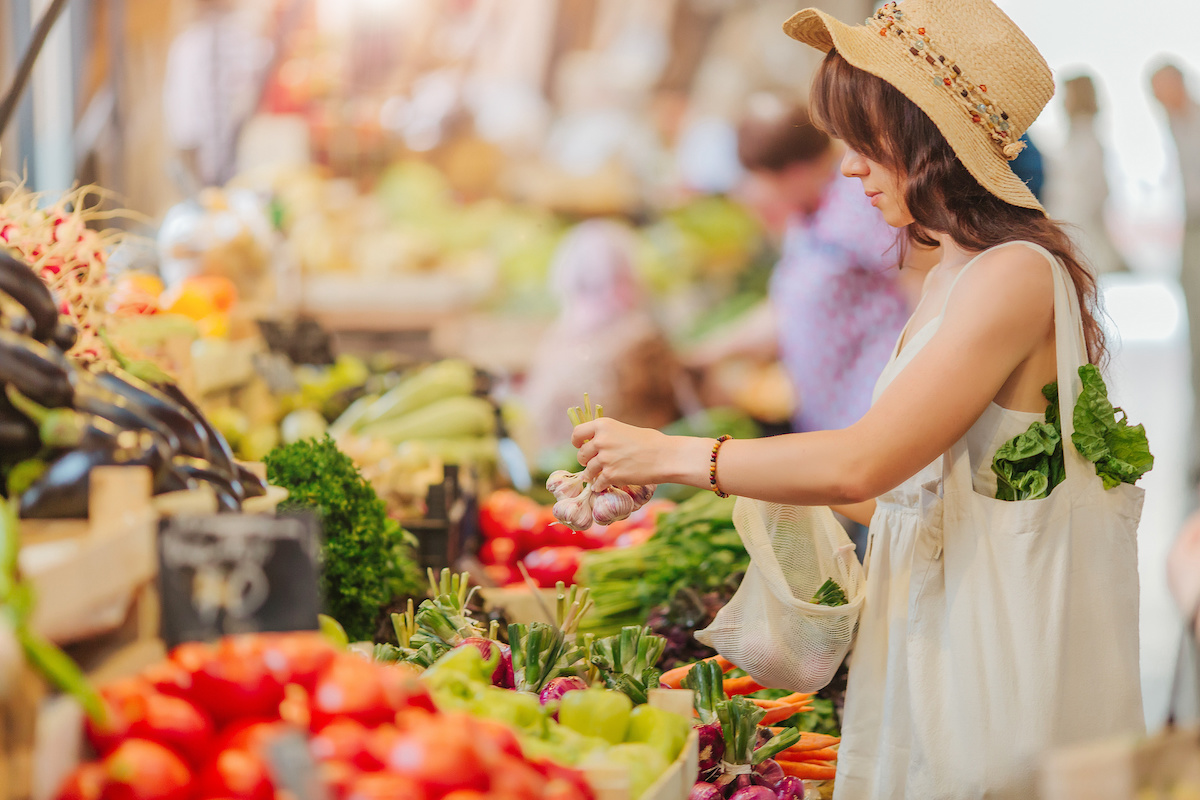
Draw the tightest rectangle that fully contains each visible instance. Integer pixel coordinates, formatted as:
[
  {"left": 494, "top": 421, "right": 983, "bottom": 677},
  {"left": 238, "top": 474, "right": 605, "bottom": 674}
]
[
  {"left": 465, "top": 716, "right": 523, "bottom": 762},
  {"left": 189, "top": 638, "right": 286, "bottom": 724},
  {"left": 195, "top": 748, "right": 273, "bottom": 800},
  {"left": 378, "top": 662, "right": 436, "bottom": 715},
  {"left": 279, "top": 683, "right": 311, "bottom": 729},
  {"left": 441, "top": 792, "right": 488, "bottom": 800},
  {"left": 376, "top": 716, "right": 488, "bottom": 795},
  {"left": 520, "top": 546, "right": 583, "bottom": 587},
  {"left": 54, "top": 763, "right": 106, "bottom": 800},
  {"left": 478, "top": 490, "right": 534, "bottom": 541},
  {"left": 309, "top": 655, "right": 393, "bottom": 730},
  {"left": 129, "top": 692, "right": 214, "bottom": 766},
  {"left": 140, "top": 661, "right": 194, "bottom": 701},
  {"left": 344, "top": 773, "right": 427, "bottom": 800},
  {"left": 214, "top": 720, "right": 285, "bottom": 755},
  {"left": 316, "top": 760, "right": 360, "bottom": 800},
  {"left": 260, "top": 632, "right": 336, "bottom": 690},
  {"left": 537, "top": 760, "right": 595, "bottom": 800},
  {"left": 309, "top": 719, "right": 381, "bottom": 771},
  {"left": 487, "top": 755, "right": 546, "bottom": 797},
  {"left": 102, "top": 739, "right": 192, "bottom": 800},
  {"left": 478, "top": 536, "right": 519, "bottom": 566}
]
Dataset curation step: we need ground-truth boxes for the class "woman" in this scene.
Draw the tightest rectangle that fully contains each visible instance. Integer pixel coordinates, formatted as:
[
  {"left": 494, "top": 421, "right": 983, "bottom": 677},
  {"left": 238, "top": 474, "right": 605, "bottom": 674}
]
[{"left": 571, "top": 1, "right": 1145, "bottom": 797}]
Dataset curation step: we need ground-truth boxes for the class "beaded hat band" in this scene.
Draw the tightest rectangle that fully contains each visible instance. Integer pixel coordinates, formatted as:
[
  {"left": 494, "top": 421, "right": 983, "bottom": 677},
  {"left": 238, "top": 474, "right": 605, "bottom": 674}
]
[{"left": 782, "top": 0, "right": 1053, "bottom": 213}]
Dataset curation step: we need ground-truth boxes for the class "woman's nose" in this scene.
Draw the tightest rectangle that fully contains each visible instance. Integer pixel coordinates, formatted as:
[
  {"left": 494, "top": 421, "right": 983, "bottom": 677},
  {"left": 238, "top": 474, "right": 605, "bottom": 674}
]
[{"left": 841, "top": 149, "right": 868, "bottom": 178}]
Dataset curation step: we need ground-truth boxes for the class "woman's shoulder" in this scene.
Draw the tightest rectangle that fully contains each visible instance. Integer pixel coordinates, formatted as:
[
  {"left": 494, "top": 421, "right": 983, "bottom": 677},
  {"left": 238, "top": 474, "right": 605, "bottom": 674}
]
[{"left": 945, "top": 241, "right": 1056, "bottom": 330}]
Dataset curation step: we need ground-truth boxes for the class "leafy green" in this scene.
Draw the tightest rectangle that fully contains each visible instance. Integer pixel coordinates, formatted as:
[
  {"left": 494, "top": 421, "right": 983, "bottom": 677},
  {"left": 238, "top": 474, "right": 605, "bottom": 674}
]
[
  {"left": 992, "top": 367, "right": 1152, "bottom": 500},
  {"left": 811, "top": 578, "right": 848, "bottom": 607},
  {"left": 1071, "top": 364, "right": 1155, "bottom": 489},
  {"left": 265, "top": 435, "right": 423, "bottom": 641},
  {"left": 580, "top": 493, "right": 744, "bottom": 636}
]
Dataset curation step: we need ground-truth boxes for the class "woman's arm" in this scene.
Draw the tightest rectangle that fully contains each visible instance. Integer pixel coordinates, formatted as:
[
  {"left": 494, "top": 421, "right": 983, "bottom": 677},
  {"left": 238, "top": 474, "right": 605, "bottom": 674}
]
[
  {"left": 830, "top": 500, "right": 877, "bottom": 527},
  {"left": 574, "top": 246, "right": 1055, "bottom": 504}
]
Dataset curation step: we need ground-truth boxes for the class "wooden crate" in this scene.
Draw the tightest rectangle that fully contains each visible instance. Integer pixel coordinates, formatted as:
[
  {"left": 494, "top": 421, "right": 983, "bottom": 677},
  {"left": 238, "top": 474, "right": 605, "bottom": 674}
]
[{"left": 478, "top": 586, "right": 560, "bottom": 624}]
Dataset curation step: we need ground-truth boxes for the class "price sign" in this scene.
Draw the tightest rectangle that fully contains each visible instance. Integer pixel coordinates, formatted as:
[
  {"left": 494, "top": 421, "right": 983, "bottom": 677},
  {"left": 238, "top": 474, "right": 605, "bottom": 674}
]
[{"left": 157, "top": 513, "right": 321, "bottom": 648}]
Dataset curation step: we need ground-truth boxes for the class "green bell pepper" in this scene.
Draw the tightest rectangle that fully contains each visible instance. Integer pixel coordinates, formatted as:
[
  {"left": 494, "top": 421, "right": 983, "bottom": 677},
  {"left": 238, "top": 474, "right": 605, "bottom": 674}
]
[
  {"left": 559, "top": 687, "right": 632, "bottom": 745},
  {"left": 625, "top": 704, "right": 689, "bottom": 763}
]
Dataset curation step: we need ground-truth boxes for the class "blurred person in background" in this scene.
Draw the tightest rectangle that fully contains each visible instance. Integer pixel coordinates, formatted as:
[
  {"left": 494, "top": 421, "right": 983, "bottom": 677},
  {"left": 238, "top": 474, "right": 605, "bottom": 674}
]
[
  {"left": 1047, "top": 74, "right": 1127, "bottom": 275},
  {"left": 522, "top": 219, "right": 681, "bottom": 454},
  {"left": 163, "top": 0, "right": 271, "bottom": 189},
  {"left": 1152, "top": 61, "right": 1200, "bottom": 482},
  {"left": 689, "top": 104, "right": 918, "bottom": 437}
]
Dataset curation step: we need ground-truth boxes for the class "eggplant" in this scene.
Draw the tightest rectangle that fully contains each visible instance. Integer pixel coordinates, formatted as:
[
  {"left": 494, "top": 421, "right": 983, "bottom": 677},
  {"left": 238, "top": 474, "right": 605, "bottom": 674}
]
[
  {"left": 0, "top": 330, "right": 73, "bottom": 408},
  {"left": 155, "top": 381, "right": 238, "bottom": 478},
  {"left": 71, "top": 391, "right": 182, "bottom": 456},
  {"left": 0, "top": 252, "right": 58, "bottom": 343},
  {"left": 171, "top": 457, "right": 244, "bottom": 512},
  {"left": 235, "top": 463, "right": 268, "bottom": 498},
  {"left": 19, "top": 423, "right": 172, "bottom": 519},
  {"left": 85, "top": 370, "right": 213, "bottom": 463}
]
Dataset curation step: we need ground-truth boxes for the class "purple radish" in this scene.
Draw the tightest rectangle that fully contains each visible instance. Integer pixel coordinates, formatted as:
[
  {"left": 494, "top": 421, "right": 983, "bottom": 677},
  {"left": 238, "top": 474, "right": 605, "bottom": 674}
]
[
  {"left": 696, "top": 723, "right": 725, "bottom": 773},
  {"left": 539, "top": 675, "right": 589, "bottom": 705},
  {"left": 728, "top": 787, "right": 778, "bottom": 800},
  {"left": 752, "top": 759, "right": 784, "bottom": 787},
  {"left": 457, "top": 637, "right": 514, "bottom": 688},
  {"left": 688, "top": 783, "right": 724, "bottom": 800},
  {"left": 774, "top": 776, "right": 806, "bottom": 800}
]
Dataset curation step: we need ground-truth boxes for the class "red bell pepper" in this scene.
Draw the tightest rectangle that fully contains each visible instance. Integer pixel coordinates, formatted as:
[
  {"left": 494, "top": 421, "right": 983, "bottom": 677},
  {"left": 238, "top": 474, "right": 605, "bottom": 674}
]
[{"left": 521, "top": 546, "right": 584, "bottom": 588}]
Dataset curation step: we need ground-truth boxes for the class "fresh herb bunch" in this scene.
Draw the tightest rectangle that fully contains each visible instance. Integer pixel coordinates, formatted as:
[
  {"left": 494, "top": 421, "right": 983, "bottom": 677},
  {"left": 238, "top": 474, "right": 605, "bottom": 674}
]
[
  {"left": 811, "top": 578, "right": 848, "bottom": 607},
  {"left": 581, "top": 492, "right": 745, "bottom": 636},
  {"left": 265, "top": 435, "right": 423, "bottom": 641},
  {"left": 992, "top": 366, "right": 1153, "bottom": 501}
]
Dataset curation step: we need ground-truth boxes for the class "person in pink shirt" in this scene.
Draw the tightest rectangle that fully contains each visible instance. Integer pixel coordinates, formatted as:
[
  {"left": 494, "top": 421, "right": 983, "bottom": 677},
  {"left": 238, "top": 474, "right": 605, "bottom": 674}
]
[{"left": 694, "top": 105, "right": 919, "bottom": 434}]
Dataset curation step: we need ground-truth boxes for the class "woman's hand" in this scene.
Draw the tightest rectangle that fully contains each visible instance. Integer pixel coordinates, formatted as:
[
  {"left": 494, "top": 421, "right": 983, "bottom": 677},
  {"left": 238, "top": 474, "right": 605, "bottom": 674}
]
[{"left": 571, "top": 418, "right": 711, "bottom": 492}]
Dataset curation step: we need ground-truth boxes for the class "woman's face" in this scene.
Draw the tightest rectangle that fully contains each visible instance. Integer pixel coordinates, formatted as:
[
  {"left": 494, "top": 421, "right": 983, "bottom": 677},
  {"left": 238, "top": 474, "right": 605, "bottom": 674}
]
[{"left": 840, "top": 148, "right": 914, "bottom": 227}]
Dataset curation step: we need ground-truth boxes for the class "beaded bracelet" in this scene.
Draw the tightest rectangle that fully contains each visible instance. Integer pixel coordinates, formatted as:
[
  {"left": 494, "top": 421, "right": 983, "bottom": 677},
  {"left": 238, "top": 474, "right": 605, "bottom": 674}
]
[{"left": 709, "top": 435, "right": 732, "bottom": 498}]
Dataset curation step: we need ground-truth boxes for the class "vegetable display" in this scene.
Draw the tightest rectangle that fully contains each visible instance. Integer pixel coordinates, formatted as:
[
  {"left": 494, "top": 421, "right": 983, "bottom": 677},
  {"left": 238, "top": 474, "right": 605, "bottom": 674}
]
[
  {"left": 264, "top": 435, "right": 423, "bottom": 642},
  {"left": 992, "top": 365, "right": 1153, "bottom": 501},
  {"left": 549, "top": 395, "right": 657, "bottom": 530},
  {"left": 581, "top": 493, "right": 746, "bottom": 637},
  {"left": 57, "top": 632, "right": 598, "bottom": 800}
]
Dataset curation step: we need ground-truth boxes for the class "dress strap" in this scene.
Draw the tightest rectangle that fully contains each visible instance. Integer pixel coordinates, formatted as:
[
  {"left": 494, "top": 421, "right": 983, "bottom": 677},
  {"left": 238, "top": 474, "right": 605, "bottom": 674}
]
[{"left": 936, "top": 240, "right": 1037, "bottom": 319}]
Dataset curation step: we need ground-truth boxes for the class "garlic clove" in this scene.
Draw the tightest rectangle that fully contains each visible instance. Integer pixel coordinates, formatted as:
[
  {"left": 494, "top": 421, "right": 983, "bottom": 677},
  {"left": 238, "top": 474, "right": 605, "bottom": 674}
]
[
  {"left": 591, "top": 486, "right": 639, "bottom": 526},
  {"left": 553, "top": 485, "right": 595, "bottom": 530},
  {"left": 546, "top": 469, "right": 585, "bottom": 500}
]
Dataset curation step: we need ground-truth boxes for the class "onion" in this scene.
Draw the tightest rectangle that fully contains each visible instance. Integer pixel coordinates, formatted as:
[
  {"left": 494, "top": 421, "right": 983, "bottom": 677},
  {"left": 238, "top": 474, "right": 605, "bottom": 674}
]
[
  {"left": 538, "top": 675, "right": 588, "bottom": 705},
  {"left": 752, "top": 759, "right": 784, "bottom": 787},
  {"left": 696, "top": 723, "right": 725, "bottom": 773},
  {"left": 457, "top": 638, "right": 514, "bottom": 688},
  {"left": 689, "top": 782, "right": 724, "bottom": 800},
  {"left": 774, "top": 776, "right": 806, "bottom": 800},
  {"left": 728, "top": 787, "right": 778, "bottom": 800},
  {"left": 716, "top": 773, "right": 753, "bottom": 796}
]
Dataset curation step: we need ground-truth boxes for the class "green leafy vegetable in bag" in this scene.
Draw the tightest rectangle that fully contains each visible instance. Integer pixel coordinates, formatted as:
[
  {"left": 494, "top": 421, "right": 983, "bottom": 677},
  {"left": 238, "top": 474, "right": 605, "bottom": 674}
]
[
  {"left": 992, "top": 367, "right": 1152, "bottom": 500},
  {"left": 811, "top": 578, "right": 848, "bottom": 607}
]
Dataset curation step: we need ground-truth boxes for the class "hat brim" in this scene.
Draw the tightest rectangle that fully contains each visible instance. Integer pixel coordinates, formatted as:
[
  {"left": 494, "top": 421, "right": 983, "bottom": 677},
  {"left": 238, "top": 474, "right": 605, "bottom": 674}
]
[{"left": 783, "top": 8, "right": 1044, "bottom": 214}]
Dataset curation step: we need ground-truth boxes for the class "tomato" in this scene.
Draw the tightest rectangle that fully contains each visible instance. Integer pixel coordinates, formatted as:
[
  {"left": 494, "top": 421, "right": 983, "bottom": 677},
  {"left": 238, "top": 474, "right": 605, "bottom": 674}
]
[
  {"left": 309, "top": 655, "right": 393, "bottom": 730},
  {"left": 309, "top": 719, "right": 381, "bottom": 771},
  {"left": 478, "top": 491, "right": 534, "bottom": 541},
  {"left": 478, "top": 536, "right": 519, "bottom": 566},
  {"left": 129, "top": 692, "right": 214, "bottom": 765},
  {"left": 102, "top": 739, "right": 192, "bottom": 800},
  {"left": 316, "top": 760, "right": 360, "bottom": 800},
  {"left": 344, "top": 773, "right": 427, "bottom": 800},
  {"left": 195, "top": 748, "right": 273, "bottom": 800},
  {"left": 465, "top": 716, "right": 523, "bottom": 762},
  {"left": 140, "top": 660, "right": 194, "bottom": 701},
  {"left": 520, "top": 547, "right": 583, "bottom": 588},
  {"left": 441, "top": 792, "right": 488, "bottom": 800},
  {"left": 537, "top": 760, "right": 595, "bottom": 800},
  {"left": 260, "top": 632, "right": 336, "bottom": 690},
  {"left": 188, "top": 638, "right": 285, "bottom": 724},
  {"left": 214, "top": 720, "right": 285, "bottom": 755},
  {"left": 486, "top": 755, "right": 546, "bottom": 797},
  {"left": 377, "top": 714, "right": 487, "bottom": 794},
  {"left": 54, "top": 763, "right": 106, "bottom": 800},
  {"left": 378, "top": 662, "right": 436, "bottom": 715}
]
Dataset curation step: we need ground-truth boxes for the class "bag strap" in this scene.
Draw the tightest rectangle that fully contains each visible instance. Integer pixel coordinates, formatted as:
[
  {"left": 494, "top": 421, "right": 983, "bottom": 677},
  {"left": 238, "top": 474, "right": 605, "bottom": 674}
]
[{"left": 942, "top": 241, "right": 1092, "bottom": 494}]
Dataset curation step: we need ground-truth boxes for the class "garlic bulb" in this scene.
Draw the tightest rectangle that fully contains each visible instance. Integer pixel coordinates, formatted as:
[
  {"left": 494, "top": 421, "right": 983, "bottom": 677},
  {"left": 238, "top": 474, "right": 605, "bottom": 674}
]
[
  {"left": 592, "top": 487, "right": 639, "bottom": 526},
  {"left": 546, "top": 470, "right": 586, "bottom": 500}
]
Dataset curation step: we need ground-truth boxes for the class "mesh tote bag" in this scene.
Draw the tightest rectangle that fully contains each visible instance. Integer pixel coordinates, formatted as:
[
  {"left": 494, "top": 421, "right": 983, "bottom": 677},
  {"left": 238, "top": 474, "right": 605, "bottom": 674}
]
[{"left": 695, "top": 498, "right": 865, "bottom": 692}]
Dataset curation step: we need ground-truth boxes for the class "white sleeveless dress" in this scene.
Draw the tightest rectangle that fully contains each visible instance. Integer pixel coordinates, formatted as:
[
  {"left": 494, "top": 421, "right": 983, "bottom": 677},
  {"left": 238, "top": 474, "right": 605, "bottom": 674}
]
[{"left": 833, "top": 241, "right": 1145, "bottom": 799}]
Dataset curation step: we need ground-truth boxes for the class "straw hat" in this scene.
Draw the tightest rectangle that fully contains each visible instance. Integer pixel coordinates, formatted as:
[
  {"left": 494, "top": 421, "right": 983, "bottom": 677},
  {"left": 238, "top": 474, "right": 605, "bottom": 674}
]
[{"left": 783, "top": 0, "right": 1052, "bottom": 212}]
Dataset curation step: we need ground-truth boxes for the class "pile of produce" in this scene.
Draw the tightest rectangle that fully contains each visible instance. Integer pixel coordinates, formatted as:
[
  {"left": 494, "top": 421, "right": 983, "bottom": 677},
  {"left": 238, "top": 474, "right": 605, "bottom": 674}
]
[
  {"left": 478, "top": 489, "right": 672, "bottom": 588},
  {"left": 57, "top": 631, "right": 598, "bottom": 800},
  {"left": 0, "top": 252, "right": 264, "bottom": 516},
  {"left": 367, "top": 570, "right": 697, "bottom": 799},
  {"left": 580, "top": 493, "right": 746, "bottom": 637},
  {"left": 667, "top": 656, "right": 841, "bottom": 799},
  {"left": 264, "top": 436, "right": 423, "bottom": 642},
  {"left": 330, "top": 358, "right": 499, "bottom": 469}
]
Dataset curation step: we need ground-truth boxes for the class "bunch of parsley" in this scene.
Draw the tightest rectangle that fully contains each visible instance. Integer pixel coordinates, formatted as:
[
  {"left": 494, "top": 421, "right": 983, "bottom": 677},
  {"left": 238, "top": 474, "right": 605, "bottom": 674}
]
[
  {"left": 265, "top": 435, "right": 423, "bottom": 641},
  {"left": 992, "top": 365, "right": 1153, "bottom": 501}
]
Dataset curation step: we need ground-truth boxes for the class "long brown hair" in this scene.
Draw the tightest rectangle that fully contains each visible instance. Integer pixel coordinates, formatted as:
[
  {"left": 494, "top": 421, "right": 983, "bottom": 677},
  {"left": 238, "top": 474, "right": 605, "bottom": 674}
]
[{"left": 810, "top": 50, "right": 1107, "bottom": 364}]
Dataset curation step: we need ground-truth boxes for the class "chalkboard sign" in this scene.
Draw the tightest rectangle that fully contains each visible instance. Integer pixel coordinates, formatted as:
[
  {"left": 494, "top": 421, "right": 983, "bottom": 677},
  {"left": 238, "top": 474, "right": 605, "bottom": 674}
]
[{"left": 157, "top": 513, "right": 321, "bottom": 648}]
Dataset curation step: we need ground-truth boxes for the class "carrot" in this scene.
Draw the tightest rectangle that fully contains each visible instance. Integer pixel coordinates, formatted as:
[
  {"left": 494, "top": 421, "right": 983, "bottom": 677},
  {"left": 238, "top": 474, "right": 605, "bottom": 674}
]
[
  {"left": 749, "top": 698, "right": 786, "bottom": 710},
  {"left": 778, "top": 760, "right": 837, "bottom": 781},
  {"left": 760, "top": 703, "right": 809, "bottom": 725},
  {"left": 770, "top": 731, "right": 841, "bottom": 752},
  {"left": 776, "top": 692, "right": 815, "bottom": 705},
  {"left": 659, "top": 655, "right": 736, "bottom": 689},
  {"left": 722, "top": 676, "right": 768, "bottom": 696},
  {"left": 782, "top": 746, "right": 838, "bottom": 762}
]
